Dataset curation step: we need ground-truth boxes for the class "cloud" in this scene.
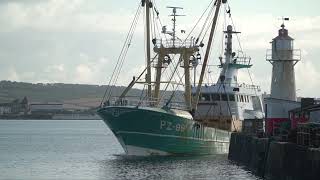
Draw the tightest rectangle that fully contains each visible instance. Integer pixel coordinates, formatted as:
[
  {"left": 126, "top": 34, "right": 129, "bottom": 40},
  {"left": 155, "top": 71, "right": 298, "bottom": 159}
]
[
  {"left": 45, "top": 64, "right": 65, "bottom": 73},
  {"left": 0, "top": 0, "right": 319, "bottom": 99},
  {"left": 75, "top": 64, "right": 93, "bottom": 83},
  {"left": 230, "top": 15, "right": 320, "bottom": 50},
  {"left": 296, "top": 60, "right": 320, "bottom": 97},
  {"left": 0, "top": 0, "right": 139, "bottom": 33},
  {"left": 2, "top": 53, "right": 111, "bottom": 85},
  {"left": 228, "top": 14, "right": 320, "bottom": 97},
  {"left": 7, "top": 68, "right": 21, "bottom": 81},
  {"left": 0, "top": 0, "right": 41, "bottom": 4},
  {"left": 72, "top": 56, "right": 110, "bottom": 84}
]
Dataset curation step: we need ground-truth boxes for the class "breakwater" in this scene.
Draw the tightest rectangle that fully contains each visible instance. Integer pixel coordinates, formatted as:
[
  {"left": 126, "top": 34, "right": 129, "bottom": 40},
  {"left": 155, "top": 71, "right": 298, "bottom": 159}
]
[{"left": 228, "top": 133, "right": 320, "bottom": 180}]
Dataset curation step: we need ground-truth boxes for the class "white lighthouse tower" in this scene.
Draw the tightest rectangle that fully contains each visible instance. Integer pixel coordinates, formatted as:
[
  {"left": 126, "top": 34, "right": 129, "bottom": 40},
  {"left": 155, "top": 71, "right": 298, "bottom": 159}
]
[
  {"left": 265, "top": 21, "right": 301, "bottom": 134},
  {"left": 267, "top": 23, "right": 301, "bottom": 101}
]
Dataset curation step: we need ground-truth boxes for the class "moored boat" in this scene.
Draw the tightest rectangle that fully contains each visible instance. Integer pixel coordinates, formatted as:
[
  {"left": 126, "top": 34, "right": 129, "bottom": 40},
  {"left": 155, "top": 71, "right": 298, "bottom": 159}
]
[
  {"left": 98, "top": 0, "right": 263, "bottom": 156},
  {"left": 98, "top": 106, "right": 229, "bottom": 155}
]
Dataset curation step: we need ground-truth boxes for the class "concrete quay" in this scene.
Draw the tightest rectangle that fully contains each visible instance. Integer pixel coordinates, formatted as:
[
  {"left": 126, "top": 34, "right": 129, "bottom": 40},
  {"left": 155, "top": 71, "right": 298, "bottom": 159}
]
[{"left": 228, "top": 133, "right": 320, "bottom": 180}]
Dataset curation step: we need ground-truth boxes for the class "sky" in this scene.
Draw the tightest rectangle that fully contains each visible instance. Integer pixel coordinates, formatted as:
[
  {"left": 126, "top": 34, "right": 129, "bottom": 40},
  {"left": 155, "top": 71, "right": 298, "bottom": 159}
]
[{"left": 0, "top": 0, "right": 319, "bottom": 97}]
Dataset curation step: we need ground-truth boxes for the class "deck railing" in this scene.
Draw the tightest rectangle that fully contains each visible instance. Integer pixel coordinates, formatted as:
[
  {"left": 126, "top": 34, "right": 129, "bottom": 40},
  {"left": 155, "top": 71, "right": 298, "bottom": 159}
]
[
  {"left": 104, "top": 96, "right": 188, "bottom": 110},
  {"left": 154, "top": 39, "right": 198, "bottom": 49},
  {"left": 192, "top": 83, "right": 261, "bottom": 91}
]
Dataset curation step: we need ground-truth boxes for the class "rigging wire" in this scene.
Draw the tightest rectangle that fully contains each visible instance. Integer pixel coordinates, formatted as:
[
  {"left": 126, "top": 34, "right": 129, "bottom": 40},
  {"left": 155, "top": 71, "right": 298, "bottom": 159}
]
[
  {"left": 107, "top": 5, "right": 142, "bottom": 101},
  {"left": 185, "top": 0, "right": 215, "bottom": 45},
  {"left": 136, "top": 54, "right": 158, "bottom": 105},
  {"left": 156, "top": 0, "right": 184, "bottom": 86},
  {"left": 162, "top": 0, "right": 221, "bottom": 108},
  {"left": 152, "top": 1, "right": 183, "bottom": 96},
  {"left": 162, "top": 54, "right": 188, "bottom": 104},
  {"left": 226, "top": 1, "right": 260, "bottom": 99},
  {"left": 196, "top": 3, "right": 221, "bottom": 91},
  {"left": 100, "top": 2, "right": 142, "bottom": 106},
  {"left": 153, "top": 12, "right": 182, "bottom": 90},
  {"left": 221, "top": 4, "right": 226, "bottom": 57},
  {"left": 199, "top": 6, "right": 216, "bottom": 44},
  {"left": 152, "top": 0, "right": 219, "bottom": 106},
  {"left": 222, "top": 84, "right": 238, "bottom": 131},
  {"left": 164, "top": 1, "right": 226, "bottom": 113},
  {"left": 153, "top": 10, "right": 162, "bottom": 39},
  {"left": 164, "top": 71, "right": 186, "bottom": 109},
  {"left": 158, "top": 56, "right": 183, "bottom": 104},
  {"left": 194, "top": 3, "right": 238, "bottom": 131},
  {"left": 152, "top": 0, "right": 170, "bottom": 45},
  {"left": 102, "top": 0, "right": 228, "bottom": 111},
  {"left": 151, "top": 2, "right": 157, "bottom": 40},
  {"left": 218, "top": 3, "right": 232, "bottom": 85},
  {"left": 154, "top": 2, "right": 184, "bottom": 98}
]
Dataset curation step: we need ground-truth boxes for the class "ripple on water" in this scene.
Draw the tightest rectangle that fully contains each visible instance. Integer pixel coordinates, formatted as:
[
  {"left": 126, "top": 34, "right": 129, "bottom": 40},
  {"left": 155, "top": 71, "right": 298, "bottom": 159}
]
[
  {"left": 99, "top": 155, "right": 260, "bottom": 180},
  {"left": 0, "top": 120, "right": 260, "bottom": 180}
]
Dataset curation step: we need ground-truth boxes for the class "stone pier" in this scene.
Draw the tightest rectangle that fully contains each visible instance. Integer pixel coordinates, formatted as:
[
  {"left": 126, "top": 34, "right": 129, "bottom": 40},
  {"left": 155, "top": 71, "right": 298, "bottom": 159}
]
[{"left": 228, "top": 133, "right": 320, "bottom": 180}]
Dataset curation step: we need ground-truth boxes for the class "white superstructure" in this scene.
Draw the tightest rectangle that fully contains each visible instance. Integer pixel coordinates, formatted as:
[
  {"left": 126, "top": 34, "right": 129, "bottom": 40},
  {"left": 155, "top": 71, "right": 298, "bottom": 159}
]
[{"left": 192, "top": 25, "right": 264, "bottom": 131}]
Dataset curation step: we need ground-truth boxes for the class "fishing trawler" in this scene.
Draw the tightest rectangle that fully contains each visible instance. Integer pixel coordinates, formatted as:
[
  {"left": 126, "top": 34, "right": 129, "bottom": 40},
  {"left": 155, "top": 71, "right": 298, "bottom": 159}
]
[{"left": 98, "top": 0, "right": 264, "bottom": 156}]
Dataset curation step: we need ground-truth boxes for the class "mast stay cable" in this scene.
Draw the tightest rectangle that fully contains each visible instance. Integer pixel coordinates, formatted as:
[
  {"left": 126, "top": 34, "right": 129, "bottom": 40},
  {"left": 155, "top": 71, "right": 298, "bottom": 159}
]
[
  {"left": 226, "top": 1, "right": 260, "bottom": 100},
  {"left": 193, "top": 0, "right": 222, "bottom": 111},
  {"left": 100, "top": 2, "right": 143, "bottom": 106}
]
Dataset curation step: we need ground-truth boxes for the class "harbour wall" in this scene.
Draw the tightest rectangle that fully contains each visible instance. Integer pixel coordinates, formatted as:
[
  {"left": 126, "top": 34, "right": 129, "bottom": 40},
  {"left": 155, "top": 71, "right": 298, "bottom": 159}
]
[
  {"left": 0, "top": 113, "right": 102, "bottom": 120},
  {"left": 228, "top": 133, "right": 320, "bottom": 180}
]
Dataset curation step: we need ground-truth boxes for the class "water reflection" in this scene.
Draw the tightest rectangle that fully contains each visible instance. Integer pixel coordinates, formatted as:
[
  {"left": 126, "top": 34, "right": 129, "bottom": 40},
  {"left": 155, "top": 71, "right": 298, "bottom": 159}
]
[{"left": 99, "top": 154, "right": 260, "bottom": 180}]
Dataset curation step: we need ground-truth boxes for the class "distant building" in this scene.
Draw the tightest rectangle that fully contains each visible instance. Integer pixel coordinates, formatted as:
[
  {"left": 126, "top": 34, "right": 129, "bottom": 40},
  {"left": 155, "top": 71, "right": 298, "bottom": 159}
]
[
  {"left": 0, "top": 97, "right": 29, "bottom": 115},
  {"left": 30, "top": 103, "right": 63, "bottom": 114},
  {"left": 0, "top": 103, "right": 12, "bottom": 115},
  {"left": 21, "top": 97, "right": 29, "bottom": 112}
]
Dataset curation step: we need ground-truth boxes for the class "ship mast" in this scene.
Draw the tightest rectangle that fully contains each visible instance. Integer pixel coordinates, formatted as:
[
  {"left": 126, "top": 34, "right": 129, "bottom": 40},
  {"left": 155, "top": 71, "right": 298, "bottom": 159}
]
[
  {"left": 145, "top": 0, "right": 153, "bottom": 100},
  {"left": 192, "top": 0, "right": 225, "bottom": 111},
  {"left": 153, "top": 6, "right": 198, "bottom": 110}
]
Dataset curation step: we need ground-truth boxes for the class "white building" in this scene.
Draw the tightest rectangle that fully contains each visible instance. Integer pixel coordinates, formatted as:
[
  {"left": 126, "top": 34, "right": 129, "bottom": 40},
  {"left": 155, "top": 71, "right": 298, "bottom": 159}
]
[
  {"left": 30, "top": 103, "right": 63, "bottom": 113},
  {"left": 0, "top": 105, "right": 11, "bottom": 115}
]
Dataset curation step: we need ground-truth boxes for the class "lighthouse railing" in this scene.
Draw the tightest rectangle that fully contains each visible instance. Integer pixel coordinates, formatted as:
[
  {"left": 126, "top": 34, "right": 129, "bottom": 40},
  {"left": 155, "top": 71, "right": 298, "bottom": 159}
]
[{"left": 266, "top": 49, "right": 301, "bottom": 62}]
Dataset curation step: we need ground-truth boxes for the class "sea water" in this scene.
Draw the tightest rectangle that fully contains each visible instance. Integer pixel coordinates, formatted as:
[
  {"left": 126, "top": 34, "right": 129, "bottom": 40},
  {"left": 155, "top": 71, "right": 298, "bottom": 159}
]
[{"left": 0, "top": 120, "right": 260, "bottom": 180}]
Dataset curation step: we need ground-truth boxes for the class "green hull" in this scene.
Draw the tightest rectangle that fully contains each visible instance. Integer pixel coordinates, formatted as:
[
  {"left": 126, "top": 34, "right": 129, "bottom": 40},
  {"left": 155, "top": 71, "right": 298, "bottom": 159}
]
[{"left": 97, "top": 106, "right": 230, "bottom": 156}]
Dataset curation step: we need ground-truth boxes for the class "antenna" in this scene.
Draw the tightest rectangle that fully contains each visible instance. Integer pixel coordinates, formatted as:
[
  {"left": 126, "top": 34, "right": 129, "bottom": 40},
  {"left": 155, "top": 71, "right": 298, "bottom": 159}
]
[
  {"left": 278, "top": 17, "right": 290, "bottom": 28},
  {"left": 166, "top": 6, "right": 185, "bottom": 46},
  {"left": 167, "top": 6, "right": 184, "bottom": 12}
]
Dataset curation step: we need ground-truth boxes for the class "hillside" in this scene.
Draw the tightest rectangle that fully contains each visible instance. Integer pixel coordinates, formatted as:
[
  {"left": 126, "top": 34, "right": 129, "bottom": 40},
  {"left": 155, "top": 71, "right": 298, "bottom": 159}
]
[
  {"left": 0, "top": 81, "right": 185, "bottom": 109},
  {"left": 0, "top": 81, "right": 143, "bottom": 108}
]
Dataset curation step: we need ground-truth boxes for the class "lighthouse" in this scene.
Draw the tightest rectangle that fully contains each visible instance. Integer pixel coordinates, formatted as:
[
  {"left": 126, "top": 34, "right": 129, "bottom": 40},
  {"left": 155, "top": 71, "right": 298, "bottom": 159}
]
[
  {"left": 265, "top": 21, "right": 301, "bottom": 134},
  {"left": 267, "top": 23, "right": 300, "bottom": 101}
]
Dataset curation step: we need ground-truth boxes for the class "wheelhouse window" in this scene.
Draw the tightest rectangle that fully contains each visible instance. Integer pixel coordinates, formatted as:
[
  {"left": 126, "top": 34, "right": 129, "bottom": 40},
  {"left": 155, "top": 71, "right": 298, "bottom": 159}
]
[
  {"left": 212, "top": 94, "right": 221, "bottom": 101},
  {"left": 221, "top": 94, "right": 228, "bottom": 101},
  {"left": 240, "top": 95, "right": 244, "bottom": 102},
  {"left": 229, "top": 94, "right": 235, "bottom": 101},
  {"left": 200, "top": 94, "right": 211, "bottom": 101},
  {"left": 210, "top": 93, "right": 236, "bottom": 102}
]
